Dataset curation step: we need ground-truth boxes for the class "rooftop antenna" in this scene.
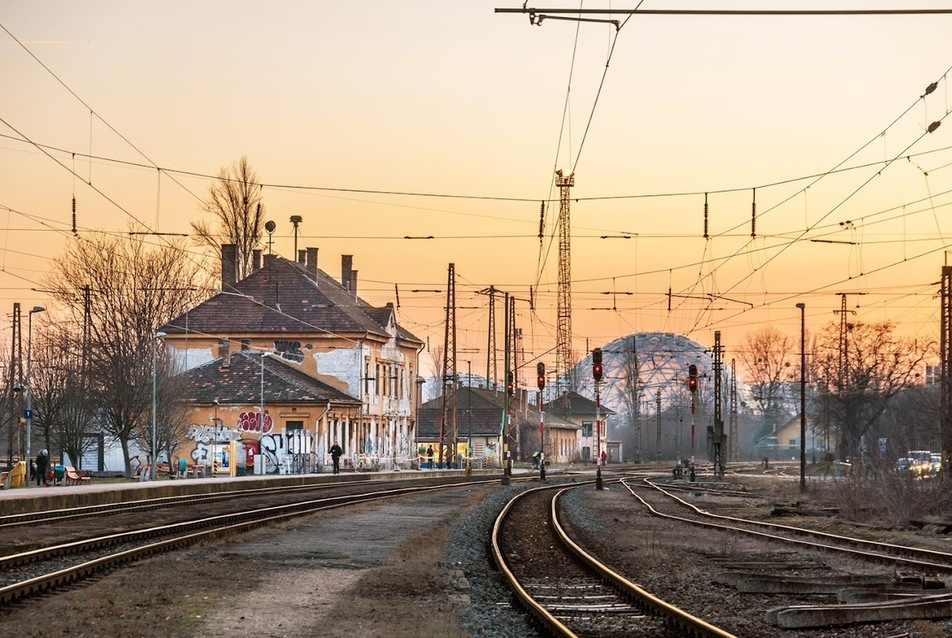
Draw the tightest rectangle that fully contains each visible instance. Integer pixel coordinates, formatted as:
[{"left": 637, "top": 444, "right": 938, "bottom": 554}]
[
  {"left": 265, "top": 220, "right": 276, "bottom": 254},
  {"left": 290, "top": 215, "right": 303, "bottom": 255}
]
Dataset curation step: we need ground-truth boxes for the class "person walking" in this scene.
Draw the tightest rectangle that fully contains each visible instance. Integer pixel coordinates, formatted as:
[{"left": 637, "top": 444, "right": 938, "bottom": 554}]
[
  {"left": 329, "top": 441, "right": 343, "bottom": 475},
  {"left": 35, "top": 449, "right": 49, "bottom": 487},
  {"left": 426, "top": 445, "right": 434, "bottom": 469}
]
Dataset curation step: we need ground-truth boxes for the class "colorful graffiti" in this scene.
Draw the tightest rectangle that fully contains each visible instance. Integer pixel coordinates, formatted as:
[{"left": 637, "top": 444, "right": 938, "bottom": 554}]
[
  {"left": 237, "top": 411, "right": 273, "bottom": 434},
  {"left": 186, "top": 423, "right": 241, "bottom": 444}
]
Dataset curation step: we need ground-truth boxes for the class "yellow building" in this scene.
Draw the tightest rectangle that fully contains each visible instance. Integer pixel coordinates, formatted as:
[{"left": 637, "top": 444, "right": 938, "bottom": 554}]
[{"left": 160, "top": 246, "right": 424, "bottom": 474}]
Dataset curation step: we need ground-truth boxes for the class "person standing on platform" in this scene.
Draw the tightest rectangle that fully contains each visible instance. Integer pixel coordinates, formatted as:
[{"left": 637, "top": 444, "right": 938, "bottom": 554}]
[
  {"left": 426, "top": 445, "right": 434, "bottom": 469},
  {"left": 330, "top": 441, "right": 343, "bottom": 474},
  {"left": 35, "top": 449, "right": 49, "bottom": 487}
]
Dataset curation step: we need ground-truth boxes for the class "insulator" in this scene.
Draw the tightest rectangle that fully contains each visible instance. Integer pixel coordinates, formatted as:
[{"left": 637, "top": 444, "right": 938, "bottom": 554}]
[
  {"left": 928, "top": 121, "right": 941, "bottom": 134},
  {"left": 750, "top": 188, "right": 757, "bottom": 239},
  {"left": 703, "top": 192, "right": 709, "bottom": 239},
  {"left": 72, "top": 196, "right": 77, "bottom": 234},
  {"left": 924, "top": 81, "right": 938, "bottom": 96}
]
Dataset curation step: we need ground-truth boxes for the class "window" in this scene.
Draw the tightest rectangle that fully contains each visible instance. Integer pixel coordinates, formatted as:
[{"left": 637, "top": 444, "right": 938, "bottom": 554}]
[{"left": 582, "top": 421, "right": 593, "bottom": 437}]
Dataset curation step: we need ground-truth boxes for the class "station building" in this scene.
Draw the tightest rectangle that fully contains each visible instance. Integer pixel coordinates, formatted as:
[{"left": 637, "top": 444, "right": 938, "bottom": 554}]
[
  {"left": 417, "top": 386, "right": 581, "bottom": 467},
  {"left": 159, "top": 245, "right": 424, "bottom": 474}
]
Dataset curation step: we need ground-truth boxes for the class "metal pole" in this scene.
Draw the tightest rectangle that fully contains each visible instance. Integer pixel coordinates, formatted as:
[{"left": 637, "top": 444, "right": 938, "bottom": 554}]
[
  {"left": 595, "top": 379, "right": 603, "bottom": 490},
  {"left": 25, "top": 306, "right": 44, "bottom": 468},
  {"left": 502, "top": 292, "right": 511, "bottom": 485},
  {"left": 797, "top": 302, "right": 807, "bottom": 491},
  {"left": 152, "top": 331, "right": 165, "bottom": 481}
]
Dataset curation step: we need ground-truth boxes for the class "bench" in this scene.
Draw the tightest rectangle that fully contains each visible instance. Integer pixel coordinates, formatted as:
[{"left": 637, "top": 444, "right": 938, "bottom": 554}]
[{"left": 65, "top": 467, "right": 91, "bottom": 485}]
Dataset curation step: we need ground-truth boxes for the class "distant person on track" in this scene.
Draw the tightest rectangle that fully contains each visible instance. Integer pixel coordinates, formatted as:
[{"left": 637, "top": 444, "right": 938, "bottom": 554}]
[
  {"left": 330, "top": 441, "right": 343, "bottom": 474},
  {"left": 35, "top": 449, "right": 49, "bottom": 487}
]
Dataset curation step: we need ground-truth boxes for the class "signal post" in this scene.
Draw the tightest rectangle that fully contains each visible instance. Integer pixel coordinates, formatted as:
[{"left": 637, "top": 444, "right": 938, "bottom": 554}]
[{"left": 593, "top": 348, "right": 604, "bottom": 490}]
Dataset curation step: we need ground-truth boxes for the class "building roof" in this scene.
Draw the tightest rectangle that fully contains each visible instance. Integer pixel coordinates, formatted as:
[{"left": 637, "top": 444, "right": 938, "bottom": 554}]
[
  {"left": 417, "top": 386, "right": 579, "bottom": 439},
  {"left": 161, "top": 256, "right": 422, "bottom": 345},
  {"left": 180, "top": 350, "right": 361, "bottom": 407},
  {"left": 544, "top": 391, "right": 616, "bottom": 418}
]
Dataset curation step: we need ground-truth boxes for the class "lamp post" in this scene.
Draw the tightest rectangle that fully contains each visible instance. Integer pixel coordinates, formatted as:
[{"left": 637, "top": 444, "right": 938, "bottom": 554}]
[
  {"left": 25, "top": 305, "right": 45, "bottom": 466},
  {"left": 151, "top": 331, "right": 166, "bottom": 480},
  {"left": 796, "top": 302, "right": 806, "bottom": 492},
  {"left": 211, "top": 398, "right": 220, "bottom": 477}
]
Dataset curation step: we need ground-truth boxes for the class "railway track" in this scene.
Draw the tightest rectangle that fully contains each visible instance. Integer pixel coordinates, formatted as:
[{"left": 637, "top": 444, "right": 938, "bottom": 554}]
[
  {"left": 622, "top": 477, "right": 952, "bottom": 629},
  {"left": 0, "top": 474, "right": 534, "bottom": 607},
  {"left": 491, "top": 483, "right": 735, "bottom": 637}
]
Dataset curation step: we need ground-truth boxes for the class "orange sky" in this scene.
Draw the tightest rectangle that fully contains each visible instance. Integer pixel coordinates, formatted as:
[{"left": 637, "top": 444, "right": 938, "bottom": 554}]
[{"left": 3, "top": 2, "right": 952, "bottom": 378}]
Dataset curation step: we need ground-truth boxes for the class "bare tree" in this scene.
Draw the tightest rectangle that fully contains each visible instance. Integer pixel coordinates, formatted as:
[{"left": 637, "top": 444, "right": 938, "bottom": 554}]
[
  {"left": 30, "top": 322, "right": 98, "bottom": 469},
  {"left": 192, "top": 156, "right": 266, "bottom": 282},
  {"left": 44, "top": 232, "right": 204, "bottom": 476},
  {"left": 813, "top": 320, "right": 934, "bottom": 460},
  {"left": 738, "top": 326, "right": 798, "bottom": 438}
]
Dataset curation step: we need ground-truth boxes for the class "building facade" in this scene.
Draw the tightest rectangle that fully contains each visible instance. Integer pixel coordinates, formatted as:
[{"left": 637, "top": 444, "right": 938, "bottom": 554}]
[{"left": 160, "top": 245, "right": 424, "bottom": 474}]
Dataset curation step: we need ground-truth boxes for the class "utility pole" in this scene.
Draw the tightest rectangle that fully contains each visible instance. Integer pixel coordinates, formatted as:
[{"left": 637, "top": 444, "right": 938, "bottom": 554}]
[
  {"left": 941, "top": 266, "right": 952, "bottom": 477},
  {"left": 537, "top": 362, "right": 546, "bottom": 481},
  {"left": 711, "top": 331, "right": 725, "bottom": 477},
  {"left": 556, "top": 169, "right": 575, "bottom": 397},
  {"left": 439, "top": 263, "right": 457, "bottom": 469},
  {"left": 502, "top": 292, "right": 511, "bottom": 484},
  {"left": 593, "top": 347, "right": 603, "bottom": 490}
]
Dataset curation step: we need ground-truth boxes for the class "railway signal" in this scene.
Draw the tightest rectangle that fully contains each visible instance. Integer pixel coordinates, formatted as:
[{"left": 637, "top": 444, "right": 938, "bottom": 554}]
[
  {"left": 688, "top": 364, "right": 698, "bottom": 393},
  {"left": 537, "top": 362, "right": 545, "bottom": 390},
  {"left": 506, "top": 370, "right": 514, "bottom": 396},
  {"left": 592, "top": 348, "right": 603, "bottom": 382}
]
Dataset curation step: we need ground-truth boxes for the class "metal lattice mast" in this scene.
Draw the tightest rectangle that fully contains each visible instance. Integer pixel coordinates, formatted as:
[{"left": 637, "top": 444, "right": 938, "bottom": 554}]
[
  {"left": 941, "top": 266, "right": 952, "bottom": 471},
  {"left": 555, "top": 170, "right": 575, "bottom": 390},
  {"left": 836, "top": 293, "right": 848, "bottom": 388},
  {"left": 439, "top": 263, "right": 457, "bottom": 468},
  {"left": 712, "top": 330, "right": 725, "bottom": 475},
  {"left": 729, "top": 358, "right": 738, "bottom": 461},
  {"left": 486, "top": 286, "right": 496, "bottom": 390},
  {"left": 7, "top": 304, "right": 22, "bottom": 464}
]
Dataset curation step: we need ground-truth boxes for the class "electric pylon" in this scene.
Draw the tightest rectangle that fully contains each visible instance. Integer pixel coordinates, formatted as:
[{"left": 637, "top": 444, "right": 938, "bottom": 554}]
[
  {"left": 439, "top": 263, "right": 457, "bottom": 469},
  {"left": 556, "top": 169, "right": 575, "bottom": 392}
]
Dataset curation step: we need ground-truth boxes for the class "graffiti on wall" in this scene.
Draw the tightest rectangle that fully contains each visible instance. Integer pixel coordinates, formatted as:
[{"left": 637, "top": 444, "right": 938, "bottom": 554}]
[
  {"left": 259, "top": 428, "right": 314, "bottom": 473},
  {"left": 186, "top": 423, "right": 241, "bottom": 444},
  {"left": 237, "top": 411, "right": 274, "bottom": 434},
  {"left": 273, "top": 340, "right": 303, "bottom": 363}
]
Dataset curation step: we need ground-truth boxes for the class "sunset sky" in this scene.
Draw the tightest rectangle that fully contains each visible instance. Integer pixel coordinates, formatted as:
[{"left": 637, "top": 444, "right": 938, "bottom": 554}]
[{"left": 3, "top": 1, "right": 952, "bottom": 378}]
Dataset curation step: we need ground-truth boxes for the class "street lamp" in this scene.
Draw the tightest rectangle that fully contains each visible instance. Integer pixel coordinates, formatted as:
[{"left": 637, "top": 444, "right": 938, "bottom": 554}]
[
  {"left": 211, "top": 398, "right": 220, "bottom": 477},
  {"left": 796, "top": 303, "right": 806, "bottom": 492},
  {"left": 25, "top": 305, "right": 45, "bottom": 466},
  {"left": 151, "top": 331, "right": 166, "bottom": 480}
]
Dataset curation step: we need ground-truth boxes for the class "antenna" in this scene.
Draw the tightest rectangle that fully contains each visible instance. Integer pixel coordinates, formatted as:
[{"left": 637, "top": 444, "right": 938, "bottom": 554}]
[{"left": 265, "top": 220, "right": 276, "bottom": 254}]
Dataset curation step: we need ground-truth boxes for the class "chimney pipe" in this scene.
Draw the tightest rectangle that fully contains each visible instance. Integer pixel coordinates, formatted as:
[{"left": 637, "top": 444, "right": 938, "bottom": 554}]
[
  {"left": 341, "top": 255, "right": 353, "bottom": 290},
  {"left": 221, "top": 244, "right": 237, "bottom": 289},
  {"left": 252, "top": 249, "right": 262, "bottom": 272},
  {"left": 350, "top": 270, "right": 358, "bottom": 299},
  {"left": 306, "top": 247, "right": 318, "bottom": 280},
  {"left": 298, "top": 249, "right": 306, "bottom": 265}
]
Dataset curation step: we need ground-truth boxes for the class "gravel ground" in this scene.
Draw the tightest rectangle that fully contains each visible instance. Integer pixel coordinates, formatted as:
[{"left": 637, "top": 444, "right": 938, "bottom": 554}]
[{"left": 3, "top": 471, "right": 952, "bottom": 637}]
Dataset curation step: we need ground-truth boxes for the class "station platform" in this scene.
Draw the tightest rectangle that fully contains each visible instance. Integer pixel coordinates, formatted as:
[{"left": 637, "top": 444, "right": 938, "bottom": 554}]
[{"left": 0, "top": 468, "right": 497, "bottom": 516}]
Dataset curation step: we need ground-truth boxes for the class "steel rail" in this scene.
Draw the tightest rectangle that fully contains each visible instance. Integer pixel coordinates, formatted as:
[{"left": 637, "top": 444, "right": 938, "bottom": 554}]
[
  {"left": 490, "top": 481, "right": 736, "bottom": 637},
  {"left": 0, "top": 476, "right": 523, "bottom": 605},
  {"left": 621, "top": 479, "right": 952, "bottom": 573},
  {"left": 641, "top": 477, "right": 952, "bottom": 567}
]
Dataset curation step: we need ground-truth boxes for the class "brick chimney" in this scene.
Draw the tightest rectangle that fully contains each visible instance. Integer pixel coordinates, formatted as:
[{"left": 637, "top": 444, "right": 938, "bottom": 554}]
[
  {"left": 350, "top": 270, "right": 358, "bottom": 299},
  {"left": 221, "top": 244, "right": 237, "bottom": 289},
  {"left": 252, "top": 249, "right": 262, "bottom": 272},
  {"left": 297, "top": 249, "right": 306, "bottom": 265},
  {"left": 306, "top": 247, "right": 318, "bottom": 280},
  {"left": 341, "top": 255, "right": 353, "bottom": 290},
  {"left": 218, "top": 338, "right": 231, "bottom": 369}
]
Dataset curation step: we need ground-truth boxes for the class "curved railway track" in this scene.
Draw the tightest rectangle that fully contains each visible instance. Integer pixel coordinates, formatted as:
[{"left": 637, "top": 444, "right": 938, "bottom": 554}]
[{"left": 491, "top": 482, "right": 735, "bottom": 637}]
